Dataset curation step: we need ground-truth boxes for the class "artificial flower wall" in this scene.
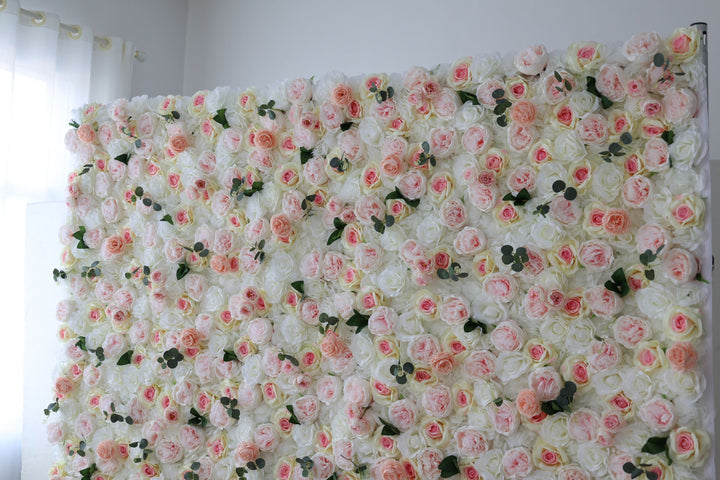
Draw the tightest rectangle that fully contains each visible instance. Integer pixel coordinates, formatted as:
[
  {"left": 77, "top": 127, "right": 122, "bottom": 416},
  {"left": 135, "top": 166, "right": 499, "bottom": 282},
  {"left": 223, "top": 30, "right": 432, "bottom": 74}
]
[{"left": 49, "top": 27, "right": 710, "bottom": 480}]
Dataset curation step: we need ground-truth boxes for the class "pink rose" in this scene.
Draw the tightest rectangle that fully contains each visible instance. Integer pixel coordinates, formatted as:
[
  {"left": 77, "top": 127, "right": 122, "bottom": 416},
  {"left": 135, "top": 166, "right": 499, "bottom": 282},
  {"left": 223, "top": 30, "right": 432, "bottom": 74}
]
[
  {"left": 287, "top": 78, "right": 312, "bottom": 104},
  {"left": 462, "top": 124, "right": 492, "bottom": 155},
  {"left": 613, "top": 315, "right": 651, "bottom": 348},
  {"left": 528, "top": 366, "right": 562, "bottom": 401},
  {"left": 355, "top": 243, "right": 383, "bottom": 273},
  {"left": 254, "top": 424, "right": 279, "bottom": 451},
  {"left": 476, "top": 79, "right": 505, "bottom": 107},
  {"left": 623, "top": 31, "right": 662, "bottom": 62},
  {"left": 355, "top": 195, "right": 384, "bottom": 225},
  {"left": 622, "top": 175, "right": 652, "bottom": 208},
  {"left": 315, "top": 376, "right": 341, "bottom": 404},
  {"left": 602, "top": 208, "right": 630, "bottom": 235},
  {"left": 664, "top": 87, "right": 697, "bottom": 124},
  {"left": 643, "top": 138, "right": 670, "bottom": 172},
  {"left": 662, "top": 248, "right": 697, "bottom": 284},
  {"left": 415, "top": 448, "right": 442, "bottom": 480},
  {"left": 507, "top": 166, "right": 536, "bottom": 193},
  {"left": 639, "top": 397, "right": 675, "bottom": 432},
  {"left": 516, "top": 389, "right": 541, "bottom": 418},
  {"left": 331, "top": 83, "right": 353, "bottom": 107},
  {"left": 338, "top": 129, "right": 362, "bottom": 160},
  {"left": 438, "top": 199, "right": 466, "bottom": 229},
  {"left": 568, "top": 409, "right": 600, "bottom": 442},
  {"left": 502, "top": 447, "right": 533, "bottom": 479},
  {"left": 388, "top": 399, "right": 417, "bottom": 431},
  {"left": 453, "top": 227, "right": 486, "bottom": 255},
  {"left": 491, "top": 320, "right": 524, "bottom": 352},
  {"left": 636, "top": 224, "right": 670, "bottom": 254},
  {"left": 514, "top": 44, "right": 548, "bottom": 75},
  {"left": 596, "top": 64, "right": 627, "bottom": 102},
  {"left": 368, "top": 306, "right": 397, "bottom": 335},
  {"left": 589, "top": 340, "right": 621, "bottom": 371},
  {"left": 234, "top": 441, "right": 259, "bottom": 466},
  {"left": 179, "top": 425, "right": 204, "bottom": 451},
  {"left": 667, "top": 341, "right": 697, "bottom": 372},
  {"left": 509, "top": 99, "right": 536, "bottom": 126},
  {"left": 463, "top": 350, "right": 496, "bottom": 379},
  {"left": 155, "top": 439, "right": 182, "bottom": 464},
  {"left": 396, "top": 171, "right": 426, "bottom": 200},
  {"left": 439, "top": 295, "right": 470, "bottom": 325},
  {"left": 483, "top": 273, "right": 517, "bottom": 303},
  {"left": 507, "top": 123, "right": 535, "bottom": 151},
  {"left": 578, "top": 239, "right": 614, "bottom": 270},
  {"left": 300, "top": 250, "right": 323, "bottom": 279},
  {"left": 584, "top": 286, "right": 621, "bottom": 318},
  {"left": 576, "top": 113, "right": 608, "bottom": 144},
  {"left": 455, "top": 426, "right": 487, "bottom": 457},
  {"left": 421, "top": 384, "right": 452, "bottom": 418},
  {"left": 432, "top": 88, "right": 459, "bottom": 118},
  {"left": 408, "top": 334, "right": 440, "bottom": 363},
  {"left": 429, "top": 127, "right": 456, "bottom": 157}
]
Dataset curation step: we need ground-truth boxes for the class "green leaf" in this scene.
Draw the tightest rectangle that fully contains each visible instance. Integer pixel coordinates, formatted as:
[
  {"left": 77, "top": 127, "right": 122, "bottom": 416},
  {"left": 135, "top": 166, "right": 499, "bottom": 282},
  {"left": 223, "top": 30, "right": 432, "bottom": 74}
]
[
  {"left": 641, "top": 436, "right": 668, "bottom": 455},
  {"left": 514, "top": 188, "right": 531, "bottom": 205},
  {"left": 114, "top": 153, "right": 130, "bottom": 165},
  {"left": 135, "top": 138, "right": 142, "bottom": 148},
  {"left": 75, "top": 336, "right": 87, "bottom": 351},
  {"left": 608, "top": 143, "right": 623, "bottom": 155},
  {"left": 291, "top": 280, "right": 304, "bottom": 295},
  {"left": 661, "top": 130, "right": 675, "bottom": 145},
  {"left": 552, "top": 180, "right": 566, "bottom": 193},
  {"left": 437, "top": 269, "right": 450, "bottom": 279},
  {"left": 620, "top": 132, "right": 633, "bottom": 144},
  {"left": 134, "top": 186, "right": 144, "bottom": 197},
  {"left": 379, "top": 418, "right": 400, "bottom": 436},
  {"left": 172, "top": 110, "right": 181, "bottom": 119},
  {"left": 213, "top": 108, "right": 230, "bottom": 128},
  {"left": 563, "top": 187, "right": 577, "bottom": 201},
  {"left": 491, "top": 89, "right": 505, "bottom": 99},
  {"left": 116, "top": 350, "right": 134, "bottom": 366},
  {"left": 645, "top": 269, "right": 655, "bottom": 281},
  {"left": 299, "top": 147, "right": 314, "bottom": 164},
  {"left": 457, "top": 90, "right": 479, "bottom": 105},
  {"left": 553, "top": 71, "right": 562, "bottom": 82},
  {"left": 347, "top": 310, "right": 370, "bottom": 333},
  {"left": 333, "top": 217, "right": 346, "bottom": 230},
  {"left": 646, "top": 472, "right": 658, "bottom": 480},
  {"left": 653, "top": 53, "right": 665, "bottom": 67},
  {"left": 161, "top": 214, "right": 174, "bottom": 224},
  {"left": 223, "top": 349, "right": 239, "bottom": 362},
  {"left": 327, "top": 229, "right": 343, "bottom": 246},
  {"left": 438, "top": 455, "right": 460, "bottom": 479},
  {"left": 267, "top": 110, "right": 276, "bottom": 120},
  {"left": 176, "top": 263, "right": 190, "bottom": 280},
  {"left": 69, "top": 120, "right": 80, "bottom": 128},
  {"left": 340, "top": 122, "right": 353, "bottom": 131}
]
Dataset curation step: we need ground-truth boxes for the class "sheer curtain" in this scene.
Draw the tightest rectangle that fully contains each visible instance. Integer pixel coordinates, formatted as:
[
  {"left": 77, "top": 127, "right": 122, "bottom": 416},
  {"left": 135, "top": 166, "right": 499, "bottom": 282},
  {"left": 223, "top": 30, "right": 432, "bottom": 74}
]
[{"left": 0, "top": 0, "right": 135, "bottom": 478}]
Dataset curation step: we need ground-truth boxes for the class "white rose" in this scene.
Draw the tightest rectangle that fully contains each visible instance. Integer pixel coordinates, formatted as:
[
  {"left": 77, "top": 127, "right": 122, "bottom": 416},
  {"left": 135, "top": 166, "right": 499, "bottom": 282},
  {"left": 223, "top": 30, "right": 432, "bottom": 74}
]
[
  {"left": 472, "top": 54, "right": 502, "bottom": 80},
  {"left": 201, "top": 286, "right": 225, "bottom": 313},
  {"left": 358, "top": 118, "right": 383, "bottom": 147},
  {"left": 531, "top": 219, "right": 565, "bottom": 249},
  {"left": 636, "top": 284, "right": 674, "bottom": 317},
  {"left": 540, "top": 413, "right": 571, "bottom": 447},
  {"left": 553, "top": 131, "right": 586, "bottom": 161},
  {"left": 264, "top": 251, "right": 295, "bottom": 302},
  {"left": 476, "top": 449, "right": 504, "bottom": 478},
  {"left": 665, "top": 169, "right": 701, "bottom": 195},
  {"left": 670, "top": 126, "right": 703, "bottom": 170},
  {"left": 576, "top": 444, "right": 608, "bottom": 472},
  {"left": 590, "top": 163, "right": 623, "bottom": 201},
  {"left": 471, "top": 301, "right": 507, "bottom": 325},
  {"left": 454, "top": 104, "right": 484, "bottom": 130},
  {"left": 663, "top": 370, "right": 704, "bottom": 401},
  {"left": 568, "top": 91, "right": 600, "bottom": 116},
  {"left": 623, "top": 370, "right": 653, "bottom": 402},
  {"left": 380, "top": 227, "right": 408, "bottom": 252},
  {"left": 540, "top": 317, "right": 569, "bottom": 342},
  {"left": 415, "top": 214, "right": 444, "bottom": 245},
  {"left": 278, "top": 314, "right": 306, "bottom": 350},
  {"left": 396, "top": 313, "right": 425, "bottom": 341},
  {"left": 495, "top": 351, "right": 530, "bottom": 382},
  {"left": 615, "top": 424, "right": 651, "bottom": 453},
  {"left": 292, "top": 424, "right": 316, "bottom": 448},
  {"left": 375, "top": 262, "right": 408, "bottom": 298},
  {"left": 397, "top": 427, "right": 427, "bottom": 458},
  {"left": 592, "top": 370, "right": 624, "bottom": 395},
  {"left": 473, "top": 379, "right": 499, "bottom": 407},
  {"left": 350, "top": 333, "right": 376, "bottom": 368},
  {"left": 106, "top": 138, "right": 128, "bottom": 159},
  {"left": 564, "top": 319, "right": 594, "bottom": 353},
  {"left": 241, "top": 355, "right": 264, "bottom": 384}
]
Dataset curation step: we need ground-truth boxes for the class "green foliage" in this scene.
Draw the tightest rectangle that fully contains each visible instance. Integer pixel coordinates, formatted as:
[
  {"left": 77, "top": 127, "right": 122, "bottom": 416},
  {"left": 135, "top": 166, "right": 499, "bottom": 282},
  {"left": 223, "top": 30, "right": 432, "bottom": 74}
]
[
  {"left": 389, "top": 362, "right": 415, "bottom": 384},
  {"left": 347, "top": 310, "right": 370, "bottom": 333},
  {"left": 502, "top": 187, "right": 531, "bottom": 206},
  {"left": 457, "top": 90, "right": 480, "bottom": 105},
  {"left": 463, "top": 318, "right": 489, "bottom": 334},
  {"left": 385, "top": 186, "right": 420, "bottom": 208},
  {"left": 417, "top": 141, "right": 436, "bottom": 167},
  {"left": 586, "top": 76, "right": 613, "bottom": 109},
  {"left": 437, "top": 262, "right": 468, "bottom": 281},
  {"left": 213, "top": 108, "right": 230, "bottom": 128},
  {"left": 540, "top": 381, "right": 577, "bottom": 415},
  {"left": 327, "top": 217, "right": 347, "bottom": 245},
  {"left": 604, "top": 268, "right": 630, "bottom": 297},
  {"left": 438, "top": 455, "right": 460, "bottom": 478}
]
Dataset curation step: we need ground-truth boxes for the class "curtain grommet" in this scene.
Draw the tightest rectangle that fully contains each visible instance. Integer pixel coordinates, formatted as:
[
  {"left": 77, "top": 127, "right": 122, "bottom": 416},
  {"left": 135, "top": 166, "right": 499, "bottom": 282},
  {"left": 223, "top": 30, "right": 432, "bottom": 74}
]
[
  {"left": 97, "top": 36, "right": 112, "bottom": 50},
  {"left": 0, "top": 0, "right": 6, "bottom": 12},
  {"left": 66, "top": 25, "right": 82, "bottom": 39},
  {"left": 31, "top": 11, "right": 46, "bottom": 26}
]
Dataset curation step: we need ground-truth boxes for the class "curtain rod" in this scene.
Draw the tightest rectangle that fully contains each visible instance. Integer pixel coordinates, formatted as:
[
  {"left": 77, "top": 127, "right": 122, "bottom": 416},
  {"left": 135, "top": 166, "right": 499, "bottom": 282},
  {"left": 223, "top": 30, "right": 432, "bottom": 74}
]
[{"left": 16, "top": 5, "right": 147, "bottom": 62}]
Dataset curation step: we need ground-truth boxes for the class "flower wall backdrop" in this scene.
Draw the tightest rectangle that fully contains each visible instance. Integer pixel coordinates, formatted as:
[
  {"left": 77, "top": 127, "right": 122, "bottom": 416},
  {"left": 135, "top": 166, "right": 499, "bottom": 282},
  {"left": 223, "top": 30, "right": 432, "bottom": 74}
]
[{"left": 49, "top": 27, "right": 710, "bottom": 480}]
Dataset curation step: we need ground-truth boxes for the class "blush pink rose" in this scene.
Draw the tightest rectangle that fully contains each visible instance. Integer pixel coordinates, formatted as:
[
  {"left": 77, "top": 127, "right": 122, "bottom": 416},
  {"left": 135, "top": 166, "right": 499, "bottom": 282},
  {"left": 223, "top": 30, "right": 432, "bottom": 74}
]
[
  {"left": 568, "top": 409, "right": 601, "bottom": 442},
  {"left": 453, "top": 226, "right": 486, "bottom": 255},
  {"left": 396, "top": 171, "right": 426, "bottom": 200},
  {"left": 576, "top": 113, "right": 609, "bottom": 144},
  {"left": 421, "top": 384, "right": 452, "bottom": 418},
  {"left": 664, "top": 87, "right": 697, "bottom": 124},
  {"left": 596, "top": 64, "right": 627, "bottom": 102},
  {"left": 491, "top": 320, "right": 524, "bottom": 352},
  {"left": 622, "top": 175, "right": 652, "bottom": 207},
  {"left": 636, "top": 223, "right": 670, "bottom": 254},
  {"left": 462, "top": 125, "right": 492, "bottom": 155},
  {"left": 514, "top": 45, "right": 548, "bottom": 75},
  {"left": 528, "top": 367, "right": 562, "bottom": 401},
  {"left": 408, "top": 334, "right": 440, "bottom": 363},
  {"left": 388, "top": 399, "right": 417, "bottom": 432},
  {"left": 507, "top": 124, "right": 535, "bottom": 152},
  {"left": 155, "top": 439, "right": 182, "bottom": 464},
  {"left": 502, "top": 447, "right": 533, "bottom": 479},
  {"left": 483, "top": 273, "right": 518, "bottom": 303},
  {"left": 455, "top": 426, "right": 488, "bottom": 457},
  {"left": 578, "top": 239, "right": 614, "bottom": 270},
  {"left": 666, "top": 341, "right": 697, "bottom": 372},
  {"left": 467, "top": 183, "right": 498, "bottom": 212},
  {"left": 639, "top": 397, "right": 675, "bottom": 432},
  {"left": 464, "top": 350, "right": 496, "bottom": 379},
  {"left": 662, "top": 248, "right": 697, "bottom": 284},
  {"left": 584, "top": 286, "right": 621, "bottom": 318},
  {"left": 612, "top": 315, "right": 651, "bottom": 348},
  {"left": 643, "top": 138, "right": 670, "bottom": 172},
  {"left": 439, "top": 295, "right": 470, "bottom": 325},
  {"left": 602, "top": 208, "right": 630, "bottom": 235}
]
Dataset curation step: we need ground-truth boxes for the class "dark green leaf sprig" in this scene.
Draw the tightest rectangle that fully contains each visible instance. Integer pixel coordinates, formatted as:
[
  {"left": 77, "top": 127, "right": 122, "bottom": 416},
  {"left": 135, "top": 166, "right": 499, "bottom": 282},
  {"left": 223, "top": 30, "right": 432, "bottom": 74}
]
[
  {"left": 69, "top": 120, "right": 80, "bottom": 129},
  {"left": 230, "top": 177, "right": 264, "bottom": 200},
  {"left": 79, "top": 463, "right": 97, "bottom": 480},
  {"left": 250, "top": 239, "right": 266, "bottom": 262},
  {"left": 385, "top": 186, "right": 420, "bottom": 208},
  {"left": 291, "top": 280, "right": 305, "bottom": 296},
  {"left": 296, "top": 456, "right": 314, "bottom": 477},
  {"left": 389, "top": 362, "right": 415, "bottom": 385},
  {"left": 223, "top": 349, "right": 239, "bottom": 362},
  {"left": 318, "top": 312, "right": 339, "bottom": 334},
  {"left": 80, "top": 261, "right": 102, "bottom": 279},
  {"left": 119, "top": 125, "right": 143, "bottom": 149},
  {"left": 131, "top": 187, "right": 172, "bottom": 223},
  {"left": 368, "top": 81, "right": 394, "bottom": 104},
  {"left": 437, "top": 262, "right": 468, "bottom": 281},
  {"left": 641, "top": 435, "right": 672, "bottom": 465},
  {"left": 327, "top": 217, "right": 347, "bottom": 245},
  {"left": 220, "top": 396, "right": 240, "bottom": 420},
  {"left": 246, "top": 458, "right": 266, "bottom": 471},
  {"left": 278, "top": 351, "right": 299, "bottom": 366},
  {"left": 661, "top": 130, "right": 675, "bottom": 145},
  {"left": 213, "top": 108, "right": 230, "bottom": 129},
  {"left": 535, "top": 180, "right": 577, "bottom": 216},
  {"left": 347, "top": 309, "right": 370, "bottom": 333},
  {"left": 378, "top": 418, "right": 401, "bottom": 436},
  {"left": 113, "top": 153, "right": 132, "bottom": 165},
  {"left": 257, "top": 100, "right": 284, "bottom": 120},
  {"left": 301, "top": 194, "right": 317, "bottom": 211},
  {"left": 117, "top": 349, "right": 134, "bottom": 366},
  {"left": 129, "top": 438, "right": 152, "bottom": 463},
  {"left": 299, "top": 147, "right": 314, "bottom": 165},
  {"left": 184, "top": 241, "right": 210, "bottom": 258},
  {"left": 622, "top": 462, "right": 659, "bottom": 480},
  {"left": 586, "top": 76, "right": 612, "bottom": 109},
  {"left": 417, "top": 141, "right": 436, "bottom": 167},
  {"left": 160, "top": 110, "right": 181, "bottom": 123},
  {"left": 457, "top": 90, "right": 480, "bottom": 105},
  {"left": 553, "top": 70, "right": 574, "bottom": 94},
  {"left": 72, "top": 225, "right": 89, "bottom": 249},
  {"left": 52, "top": 268, "right": 67, "bottom": 282},
  {"left": 438, "top": 455, "right": 460, "bottom": 478},
  {"left": 600, "top": 132, "right": 633, "bottom": 162},
  {"left": 285, "top": 405, "right": 300, "bottom": 425},
  {"left": 107, "top": 402, "right": 134, "bottom": 424},
  {"left": 653, "top": 52, "right": 686, "bottom": 85},
  {"left": 78, "top": 162, "right": 93, "bottom": 175},
  {"left": 491, "top": 89, "right": 512, "bottom": 127},
  {"left": 371, "top": 214, "right": 395, "bottom": 234},
  {"left": 68, "top": 440, "right": 87, "bottom": 457},
  {"left": 76, "top": 335, "right": 105, "bottom": 366},
  {"left": 540, "top": 381, "right": 577, "bottom": 415},
  {"left": 188, "top": 407, "right": 208, "bottom": 427},
  {"left": 43, "top": 398, "right": 59, "bottom": 416},
  {"left": 329, "top": 154, "right": 350, "bottom": 173},
  {"left": 158, "top": 348, "right": 184, "bottom": 369},
  {"left": 502, "top": 187, "right": 531, "bottom": 206},
  {"left": 340, "top": 122, "right": 354, "bottom": 131},
  {"left": 463, "top": 317, "right": 489, "bottom": 334},
  {"left": 184, "top": 461, "right": 202, "bottom": 480},
  {"left": 604, "top": 268, "right": 630, "bottom": 297},
  {"left": 501, "top": 245, "right": 529, "bottom": 272},
  {"left": 176, "top": 263, "right": 191, "bottom": 280},
  {"left": 639, "top": 245, "right": 664, "bottom": 281},
  {"left": 126, "top": 265, "right": 152, "bottom": 286}
]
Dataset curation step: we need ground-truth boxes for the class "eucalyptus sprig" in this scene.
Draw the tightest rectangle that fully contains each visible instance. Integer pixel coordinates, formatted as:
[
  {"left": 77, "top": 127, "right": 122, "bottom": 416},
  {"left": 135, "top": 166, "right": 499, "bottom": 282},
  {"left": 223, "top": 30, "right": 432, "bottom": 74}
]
[
  {"left": 501, "top": 245, "right": 529, "bottom": 272},
  {"left": 68, "top": 440, "right": 87, "bottom": 457},
  {"left": 502, "top": 187, "right": 531, "bottom": 206},
  {"left": 80, "top": 261, "right": 102, "bottom": 279},
  {"left": 43, "top": 398, "right": 59, "bottom": 416},
  {"left": 371, "top": 214, "right": 395, "bottom": 234},
  {"left": 79, "top": 463, "right": 98, "bottom": 480},
  {"left": 278, "top": 351, "right": 299, "bottom": 366},
  {"left": 329, "top": 154, "right": 350, "bottom": 173},
  {"left": 107, "top": 402, "right": 134, "bottom": 424},
  {"left": 184, "top": 242, "right": 210, "bottom": 258},
  {"left": 653, "top": 52, "right": 686, "bottom": 85},
  {"left": 220, "top": 396, "right": 240, "bottom": 420},
  {"left": 491, "top": 89, "right": 512, "bottom": 127},
  {"left": 540, "top": 381, "right": 577, "bottom": 415},
  {"left": 257, "top": 100, "right": 284, "bottom": 120},
  {"left": 120, "top": 125, "right": 143, "bottom": 148},
  {"left": 437, "top": 262, "right": 468, "bottom": 281},
  {"left": 188, "top": 407, "right": 208, "bottom": 427},
  {"left": 417, "top": 141, "right": 436, "bottom": 167},
  {"left": 389, "top": 361, "right": 415, "bottom": 384},
  {"left": 246, "top": 458, "right": 266, "bottom": 472},
  {"left": 385, "top": 186, "right": 420, "bottom": 208},
  {"left": 230, "top": 177, "right": 264, "bottom": 200},
  {"left": 158, "top": 348, "right": 184, "bottom": 369},
  {"left": 184, "top": 461, "right": 202, "bottom": 480},
  {"left": 129, "top": 438, "right": 152, "bottom": 463},
  {"left": 622, "top": 462, "right": 659, "bottom": 480},
  {"left": 553, "top": 71, "right": 574, "bottom": 95},
  {"left": 586, "top": 76, "right": 613, "bottom": 109},
  {"left": 604, "top": 268, "right": 630, "bottom": 297},
  {"left": 639, "top": 245, "right": 664, "bottom": 281},
  {"left": 600, "top": 132, "right": 633, "bottom": 162},
  {"left": 52, "top": 268, "right": 67, "bottom": 282},
  {"left": 75, "top": 336, "right": 105, "bottom": 366},
  {"left": 125, "top": 265, "right": 152, "bottom": 286},
  {"left": 160, "top": 110, "right": 181, "bottom": 123},
  {"left": 296, "top": 456, "right": 314, "bottom": 478},
  {"left": 368, "top": 81, "right": 394, "bottom": 104},
  {"left": 250, "top": 239, "right": 266, "bottom": 262},
  {"left": 318, "top": 312, "right": 339, "bottom": 334}
]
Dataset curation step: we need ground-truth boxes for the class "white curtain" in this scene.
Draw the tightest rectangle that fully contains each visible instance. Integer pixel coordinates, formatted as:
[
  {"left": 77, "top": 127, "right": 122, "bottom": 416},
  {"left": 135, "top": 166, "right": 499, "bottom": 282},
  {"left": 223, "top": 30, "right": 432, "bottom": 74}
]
[{"left": 0, "top": 0, "right": 134, "bottom": 478}]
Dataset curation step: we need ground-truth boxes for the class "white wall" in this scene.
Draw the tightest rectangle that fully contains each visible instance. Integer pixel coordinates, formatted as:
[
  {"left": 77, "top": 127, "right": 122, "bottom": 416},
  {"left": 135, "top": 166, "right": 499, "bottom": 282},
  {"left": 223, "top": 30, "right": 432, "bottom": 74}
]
[
  {"left": 23, "top": 0, "right": 189, "bottom": 97},
  {"left": 183, "top": 0, "right": 720, "bottom": 160}
]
